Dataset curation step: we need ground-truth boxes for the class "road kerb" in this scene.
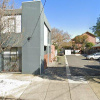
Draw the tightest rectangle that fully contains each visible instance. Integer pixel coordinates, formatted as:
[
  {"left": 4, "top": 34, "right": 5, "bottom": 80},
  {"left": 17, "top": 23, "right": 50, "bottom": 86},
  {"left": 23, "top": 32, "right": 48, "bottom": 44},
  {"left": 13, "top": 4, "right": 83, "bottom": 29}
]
[{"left": 65, "top": 55, "right": 88, "bottom": 84}]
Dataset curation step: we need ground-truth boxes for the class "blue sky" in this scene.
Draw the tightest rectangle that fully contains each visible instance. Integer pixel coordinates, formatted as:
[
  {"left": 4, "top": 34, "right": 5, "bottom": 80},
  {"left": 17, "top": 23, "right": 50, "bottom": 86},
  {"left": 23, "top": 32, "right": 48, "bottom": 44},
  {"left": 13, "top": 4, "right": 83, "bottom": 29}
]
[{"left": 14, "top": 0, "right": 100, "bottom": 39}]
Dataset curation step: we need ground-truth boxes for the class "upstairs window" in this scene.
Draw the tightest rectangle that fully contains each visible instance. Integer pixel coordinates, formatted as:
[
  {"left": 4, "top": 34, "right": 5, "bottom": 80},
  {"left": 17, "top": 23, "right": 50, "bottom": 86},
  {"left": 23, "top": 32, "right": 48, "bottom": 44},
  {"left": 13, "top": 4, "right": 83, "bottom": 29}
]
[
  {"left": 8, "top": 18, "right": 16, "bottom": 33},
  {"left": 2, "top": 15, "right": 21, "bottom": 33}
]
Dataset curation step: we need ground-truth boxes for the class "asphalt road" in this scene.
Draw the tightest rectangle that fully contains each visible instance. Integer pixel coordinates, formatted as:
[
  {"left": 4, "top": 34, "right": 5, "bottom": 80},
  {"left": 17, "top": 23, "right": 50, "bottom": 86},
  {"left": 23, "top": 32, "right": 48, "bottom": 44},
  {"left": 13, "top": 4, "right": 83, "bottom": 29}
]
[{"left": 66, "top": 55, "right": 100, "bottom": 76}]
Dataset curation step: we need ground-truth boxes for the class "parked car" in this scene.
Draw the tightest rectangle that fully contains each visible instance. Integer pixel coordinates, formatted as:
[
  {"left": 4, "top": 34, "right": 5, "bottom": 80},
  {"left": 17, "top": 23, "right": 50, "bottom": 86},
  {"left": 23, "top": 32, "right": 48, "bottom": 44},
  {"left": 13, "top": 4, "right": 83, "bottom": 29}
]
[
  {"left": 58, "top": 51, "right": 64, "bottom": 56},
  {"left": 86, "top": 52, "right": 100, "bottom": 60}
]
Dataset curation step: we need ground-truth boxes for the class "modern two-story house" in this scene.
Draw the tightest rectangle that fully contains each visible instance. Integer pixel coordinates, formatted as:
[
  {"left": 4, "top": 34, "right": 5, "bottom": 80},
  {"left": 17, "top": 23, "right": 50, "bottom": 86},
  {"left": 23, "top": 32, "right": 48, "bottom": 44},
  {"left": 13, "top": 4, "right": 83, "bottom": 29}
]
[{"left": 0, "top": 1, "right": 51, "bottom": 74}]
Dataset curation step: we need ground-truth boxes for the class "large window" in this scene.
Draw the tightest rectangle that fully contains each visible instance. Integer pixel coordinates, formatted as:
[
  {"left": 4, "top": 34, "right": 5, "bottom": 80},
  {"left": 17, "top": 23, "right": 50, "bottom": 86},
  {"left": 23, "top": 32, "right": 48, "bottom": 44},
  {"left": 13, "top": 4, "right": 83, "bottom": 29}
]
[
  {"left": 8, "top": 18, "right": 16, "bottom": 33},
  {"left": 3, "top": 48, "right": 18, "bottom": 62},
  {"left": 10, "top": 48, "right": 18, "bottom": 62},
  {"left": 2, "top": 15, "right": 21, "bottom": 33}
]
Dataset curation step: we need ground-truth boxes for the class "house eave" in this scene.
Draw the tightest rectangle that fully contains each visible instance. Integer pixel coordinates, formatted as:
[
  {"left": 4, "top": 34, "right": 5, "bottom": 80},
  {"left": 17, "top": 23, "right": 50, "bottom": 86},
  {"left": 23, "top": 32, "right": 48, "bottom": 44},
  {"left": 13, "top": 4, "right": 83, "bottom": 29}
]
[{"left": 4, "top": 9, "right": 22, "bottom": 16}]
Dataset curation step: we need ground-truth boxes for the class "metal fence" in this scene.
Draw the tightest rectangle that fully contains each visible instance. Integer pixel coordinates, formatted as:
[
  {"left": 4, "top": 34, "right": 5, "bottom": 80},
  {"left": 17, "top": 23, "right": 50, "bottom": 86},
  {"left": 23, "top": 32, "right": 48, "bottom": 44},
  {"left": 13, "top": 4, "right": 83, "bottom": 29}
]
[{"left": 1, "top": 54, "right": 21, "bottom": 72}]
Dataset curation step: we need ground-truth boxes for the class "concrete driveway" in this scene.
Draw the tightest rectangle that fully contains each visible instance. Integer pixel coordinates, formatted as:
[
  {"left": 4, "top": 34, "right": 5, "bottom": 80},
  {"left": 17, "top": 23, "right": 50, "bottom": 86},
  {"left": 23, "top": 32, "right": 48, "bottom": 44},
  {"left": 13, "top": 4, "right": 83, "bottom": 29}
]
[{"left": 66, "top": 55, "right": 100, "bottom": 76}]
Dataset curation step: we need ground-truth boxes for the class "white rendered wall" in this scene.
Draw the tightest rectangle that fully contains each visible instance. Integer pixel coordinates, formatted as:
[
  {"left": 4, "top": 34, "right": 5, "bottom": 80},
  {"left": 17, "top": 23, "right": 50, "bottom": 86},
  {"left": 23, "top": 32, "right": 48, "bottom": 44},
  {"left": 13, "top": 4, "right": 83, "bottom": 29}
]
[{"left": 44, "top": 24, "right": 48, "bottom": 46}]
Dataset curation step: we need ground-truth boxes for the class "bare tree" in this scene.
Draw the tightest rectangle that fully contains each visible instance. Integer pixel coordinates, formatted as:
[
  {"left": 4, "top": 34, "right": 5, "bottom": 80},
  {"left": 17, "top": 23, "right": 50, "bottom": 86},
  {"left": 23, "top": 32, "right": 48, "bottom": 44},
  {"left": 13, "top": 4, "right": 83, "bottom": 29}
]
[
  {"left": 0, "top": 0, "right": 23, "bottom": 72},
  {"left": 51, "top": 28, "right": 70, "bottom": 49}
]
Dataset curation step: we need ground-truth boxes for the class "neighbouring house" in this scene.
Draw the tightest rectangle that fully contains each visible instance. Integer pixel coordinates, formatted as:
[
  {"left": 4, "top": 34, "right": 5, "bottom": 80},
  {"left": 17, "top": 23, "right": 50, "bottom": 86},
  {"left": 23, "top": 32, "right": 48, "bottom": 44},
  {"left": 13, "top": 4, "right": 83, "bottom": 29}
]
[
  {"left": 72, "top": 32, "right": 96, "bottom": 50},
  {"left": 92, "top": 43, "right": 100, "bottom": 52},
  {"left": 83, "top": 32, "right": 96, "bottom": 45},
  {"left": 0, "top": 1, "right": 51, "bottom": 74}
]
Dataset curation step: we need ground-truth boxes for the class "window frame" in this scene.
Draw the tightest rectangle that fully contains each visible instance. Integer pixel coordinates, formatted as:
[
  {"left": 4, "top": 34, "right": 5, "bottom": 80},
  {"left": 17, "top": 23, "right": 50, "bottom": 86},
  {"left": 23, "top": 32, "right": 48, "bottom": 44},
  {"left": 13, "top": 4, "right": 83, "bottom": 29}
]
[{"left": 8, "top": 17, "right": 16, "bottom": 33}]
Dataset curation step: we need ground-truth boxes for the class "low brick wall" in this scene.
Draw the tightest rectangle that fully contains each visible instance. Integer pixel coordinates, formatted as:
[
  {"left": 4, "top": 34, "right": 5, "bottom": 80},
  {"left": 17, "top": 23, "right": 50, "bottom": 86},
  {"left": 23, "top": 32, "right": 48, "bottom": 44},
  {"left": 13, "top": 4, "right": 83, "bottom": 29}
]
[
  {"left": 44, "top": 45, "right": 56, "bottom": 69},
  {"left": 51, "top": 45, "right": 56, "bottom": 62},
  {"left": 44, "top": 54, "right": 51, "bottom": 69}
]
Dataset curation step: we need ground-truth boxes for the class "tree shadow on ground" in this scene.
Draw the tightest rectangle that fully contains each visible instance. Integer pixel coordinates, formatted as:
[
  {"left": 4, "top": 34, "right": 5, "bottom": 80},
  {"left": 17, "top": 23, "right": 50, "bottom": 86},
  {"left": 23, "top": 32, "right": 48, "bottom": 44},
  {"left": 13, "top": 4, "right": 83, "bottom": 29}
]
[
  {"left": 85, "top": 65, "right": 100, "bottom": 70},
  {"left": 69, "top": 66, "right": 100, "bottom": 76},
  {"left": 86, "top": 76, "right": 100, "bottom": 84},
  {"left": 69, "top": 65, "right": 100, "bottom": 84},
  {"left": 40, "top": 64, "right": 100, "bottom": 81},
  {"left": 40, "top": 67, "right": 67, "bottom": 81}
]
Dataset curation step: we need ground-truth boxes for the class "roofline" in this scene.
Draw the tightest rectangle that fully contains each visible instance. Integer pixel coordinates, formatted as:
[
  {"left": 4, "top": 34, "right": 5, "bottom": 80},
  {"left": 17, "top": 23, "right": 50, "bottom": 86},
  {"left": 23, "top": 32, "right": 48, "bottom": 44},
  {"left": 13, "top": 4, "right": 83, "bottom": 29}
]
[
  {"left": 44, "top": 14, "right": 51, "bottom": 32},
  {"left": 83, "top": 32, "right": 96, "bottom": 37},
  {"left": 22, "top": 0, "right": 41, "bottom": 4},
  {"left": 72, "top": 31, "right": 96, "bottom": 40},
  {"left": 4, "top": 9, "right": 22, "bottom": 16}
]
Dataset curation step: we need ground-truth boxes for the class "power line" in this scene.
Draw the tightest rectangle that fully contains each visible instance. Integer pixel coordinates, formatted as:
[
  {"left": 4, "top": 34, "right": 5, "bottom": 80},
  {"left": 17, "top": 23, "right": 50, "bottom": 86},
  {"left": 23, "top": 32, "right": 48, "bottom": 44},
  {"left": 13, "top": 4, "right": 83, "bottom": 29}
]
[
  {"left": 22, "top": 0, "right": 47, "bottom": 47},
  {"left": 31, "top": 0, "right": 46, "bottom": 37}
]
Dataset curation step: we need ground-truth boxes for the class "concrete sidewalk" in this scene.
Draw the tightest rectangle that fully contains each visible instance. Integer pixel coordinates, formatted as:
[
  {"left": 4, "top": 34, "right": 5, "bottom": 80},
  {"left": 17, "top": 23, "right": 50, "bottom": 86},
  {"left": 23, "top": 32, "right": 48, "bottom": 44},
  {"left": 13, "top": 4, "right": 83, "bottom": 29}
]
[
  {"left": 0, "top": 56, "right": 99, "bottom": 100},
  {"left": 20, "top": 78, "right": 70, "bottom": 100},
  {"left": 0, "top": 73, "right": 70, "bottom": 100},
  {"left": 0, "top": 73, "right": 99, "bottom": 100}
]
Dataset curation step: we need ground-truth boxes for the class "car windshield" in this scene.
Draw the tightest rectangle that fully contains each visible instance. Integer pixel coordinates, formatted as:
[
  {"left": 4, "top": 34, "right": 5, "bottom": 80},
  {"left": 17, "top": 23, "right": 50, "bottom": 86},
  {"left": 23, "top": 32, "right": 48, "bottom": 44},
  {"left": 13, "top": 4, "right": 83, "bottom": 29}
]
[
  {"left": 89, "top": 53, "right": 95, "bottom": 55},
  {"left": 92, "top": 53, "right": 100, "bottom": 55}
]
